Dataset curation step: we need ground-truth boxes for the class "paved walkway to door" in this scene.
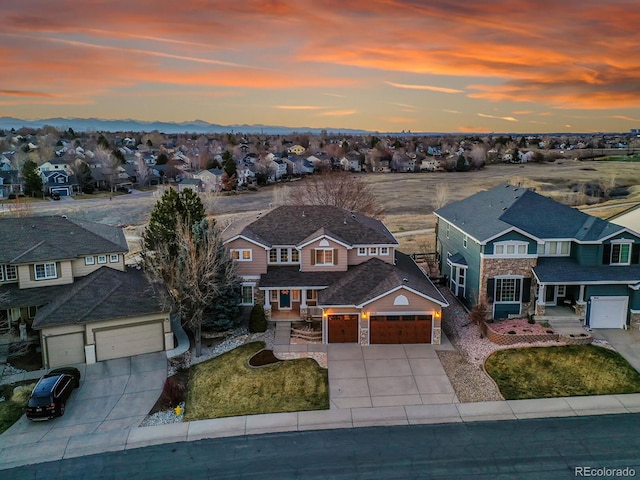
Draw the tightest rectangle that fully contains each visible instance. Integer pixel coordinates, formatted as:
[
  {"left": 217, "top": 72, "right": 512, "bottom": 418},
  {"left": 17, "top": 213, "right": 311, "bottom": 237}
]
[{"left": 328, "top": 335, "right": 458, "bottom": 409}]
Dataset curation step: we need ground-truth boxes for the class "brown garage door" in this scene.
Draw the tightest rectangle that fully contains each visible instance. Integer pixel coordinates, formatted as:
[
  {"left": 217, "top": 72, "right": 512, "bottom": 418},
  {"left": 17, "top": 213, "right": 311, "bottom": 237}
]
[
  {"left": 370, "top": 315, "right": 432, "bottom": 344},
  {"left": 95, "top": 322, "right": 164, "bottom": 361},
  {"left": 328, "top": 314, "right": 359, "bottom": 343}
]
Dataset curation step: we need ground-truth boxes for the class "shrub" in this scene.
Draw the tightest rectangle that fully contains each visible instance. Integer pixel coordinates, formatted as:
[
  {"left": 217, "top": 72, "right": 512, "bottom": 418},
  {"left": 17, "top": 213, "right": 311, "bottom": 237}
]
[
  {"left": 527, "top": 318, "right": 535, "bottom": 325},
  {"left": 469, "top": 302, "right": 489, "bottom": 326},
  {"left": 249, "top": 304, "right": 267, "bottom": 333},
  {"left": 11, "top": 383, "right": 36, "bottom": 406},
  {"left": 160, "top": 376, "right": 186, "bottom": 408}
]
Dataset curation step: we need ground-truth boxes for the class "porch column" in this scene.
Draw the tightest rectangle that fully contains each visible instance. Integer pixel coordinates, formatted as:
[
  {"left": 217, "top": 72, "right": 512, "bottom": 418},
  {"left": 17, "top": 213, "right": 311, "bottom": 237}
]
[
  {"left": 300, "top": 289, "right": 307, "bottom": 308},
  {"left": 535, "top": 284, "right": 546, "bottom": 316},
  {"left": 264, "top": 290, "right": 271, "bottom": 309},
  {"left": 578, "top": 284, "right": 585, "bottom": 303}
]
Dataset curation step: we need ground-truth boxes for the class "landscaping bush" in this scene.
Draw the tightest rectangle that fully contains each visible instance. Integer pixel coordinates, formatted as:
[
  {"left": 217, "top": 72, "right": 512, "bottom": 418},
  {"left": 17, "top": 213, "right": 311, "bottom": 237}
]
[
  {"left": 249, "top": 304, "right": 267, "bottom": 333},
  {"left": 160, "top": 376, "right": 186, "bottom": 408},
  {"left": 527, "top": 318, "right": 536, "bottom": 325},
  {"left": 11, "top": 383, "right": 36, "bottom": 405}
]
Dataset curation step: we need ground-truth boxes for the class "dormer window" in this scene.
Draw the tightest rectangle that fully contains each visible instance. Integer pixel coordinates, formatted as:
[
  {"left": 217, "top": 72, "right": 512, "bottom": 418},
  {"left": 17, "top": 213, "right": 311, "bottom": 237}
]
[
  {"left": 611, "top": 242, "right": 632, "bottom": 265},
  {"left": 544, "top": 241, "right": 570, "bottom": 256},
  {"left": 312, "top": 248, "right": 335, "bottom": 266},
  {"left": 231, "top": 249, "right": 252, "bottom": 262},
  {"left": 358, "top": 247, "right": 367, "bottom": 256},
  {"left": 493, "top": 241, "right": 528, "bottom": 257}
]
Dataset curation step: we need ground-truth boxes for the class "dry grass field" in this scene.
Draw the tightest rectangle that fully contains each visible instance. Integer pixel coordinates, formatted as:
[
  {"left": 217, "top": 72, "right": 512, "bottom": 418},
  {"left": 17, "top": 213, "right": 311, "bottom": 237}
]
[{"left": 11, "top": 160, "right": 640, "bottom": 255}]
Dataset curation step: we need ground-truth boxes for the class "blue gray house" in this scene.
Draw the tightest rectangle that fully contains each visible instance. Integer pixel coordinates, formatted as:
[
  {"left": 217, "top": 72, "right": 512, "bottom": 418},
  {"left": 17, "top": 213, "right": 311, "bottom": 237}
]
[{"left": 434, "top": 184, "right": 640, "bottom": 328}]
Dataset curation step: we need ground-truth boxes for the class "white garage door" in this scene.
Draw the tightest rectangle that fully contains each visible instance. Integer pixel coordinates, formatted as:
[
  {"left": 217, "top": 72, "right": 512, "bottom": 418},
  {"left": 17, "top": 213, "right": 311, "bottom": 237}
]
[
  {"left": 589, "top": 296, "right": 628, "bottom": 329},
  {"left": 95, "top": 322, "right": 164, "bottom": 361},
  {"left": 47, "top": 332, "right": 85, "bottom": 367}
]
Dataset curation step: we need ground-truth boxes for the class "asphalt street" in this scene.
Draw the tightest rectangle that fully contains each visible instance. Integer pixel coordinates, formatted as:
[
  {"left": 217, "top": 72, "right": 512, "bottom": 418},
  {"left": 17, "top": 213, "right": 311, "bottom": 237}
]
[{"left": 7, "top": 414, "right": 640, "bottom": 479}]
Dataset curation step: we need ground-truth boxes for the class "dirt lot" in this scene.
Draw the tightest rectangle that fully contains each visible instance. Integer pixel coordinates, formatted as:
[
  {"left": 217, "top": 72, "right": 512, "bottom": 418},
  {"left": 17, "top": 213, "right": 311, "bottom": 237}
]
[{"left": 17, "top": 160, "right": 640, "bottom": 255}]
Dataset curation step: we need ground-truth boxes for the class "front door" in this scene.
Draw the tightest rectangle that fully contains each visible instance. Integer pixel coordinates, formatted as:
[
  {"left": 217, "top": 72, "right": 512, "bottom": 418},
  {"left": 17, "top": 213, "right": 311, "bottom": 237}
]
[{"left": 279, "top": 290, "right": 291, "bottom": 309}]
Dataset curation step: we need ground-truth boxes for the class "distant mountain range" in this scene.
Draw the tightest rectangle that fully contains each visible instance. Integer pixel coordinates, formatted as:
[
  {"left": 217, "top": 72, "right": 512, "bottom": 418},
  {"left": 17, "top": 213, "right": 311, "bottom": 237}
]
[{"left": 0, "top": 116, "right": 375, "bottom": 135}]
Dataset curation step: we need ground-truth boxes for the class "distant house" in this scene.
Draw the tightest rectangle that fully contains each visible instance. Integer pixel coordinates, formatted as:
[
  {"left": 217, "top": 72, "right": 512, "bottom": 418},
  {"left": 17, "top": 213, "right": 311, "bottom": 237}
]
[
  {"left": 41, "top": 170, "right": 78, "bottom": 197},
  {"left": 193, "top": 168, "right": 223, "bottom": 193},
  {"left": 0, "top": 170, "right": 23, "bottom": 199},
  {"left": 39, "top": 160, "right": 72, "bottom": 175},
  {"left": 609, "top": 203, "right": 640, "bottom": 236},
  {"left": 287, "top": 144, "right": 306, "bottom": 155},
  {"left": 178, "top": 178, "right": 203, "bottom": 193}
]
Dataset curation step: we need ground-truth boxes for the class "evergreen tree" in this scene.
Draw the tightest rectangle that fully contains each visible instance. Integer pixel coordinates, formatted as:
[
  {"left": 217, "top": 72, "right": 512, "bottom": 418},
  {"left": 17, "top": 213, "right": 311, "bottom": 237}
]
[
  {"left": 143, "top": 188, "right": 206, "bottom": 255},
  {"left": 22, "top": 160, "right": 43, "bottom": 197},
  {"left": 77, "top": 162, "right": 95, "bottom": 193}
]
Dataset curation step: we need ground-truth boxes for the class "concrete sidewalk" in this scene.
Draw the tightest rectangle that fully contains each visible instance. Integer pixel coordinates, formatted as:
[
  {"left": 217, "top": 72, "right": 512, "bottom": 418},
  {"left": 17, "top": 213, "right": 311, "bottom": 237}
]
[{"left": 2, "top": 391, "right": 640, "bottom": 470}]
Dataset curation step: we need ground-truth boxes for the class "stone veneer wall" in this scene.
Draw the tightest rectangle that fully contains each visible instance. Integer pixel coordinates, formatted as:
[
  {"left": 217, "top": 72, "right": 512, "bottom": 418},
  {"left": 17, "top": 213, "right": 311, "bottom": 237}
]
[
  {"left": 480, "top": 257, "right": 537, "bottom": 316},
  {"left": 485, "top": 324, "right": 559, "bottom": 345},
  {"left": 432, "top": 317, "right": 442, "bottom": 345},
  {"left": 255, "top": 288, "right": 270, "bottom": 320},
  {"left": 631, "top": 312, "right": 640, "bottom": 330}
]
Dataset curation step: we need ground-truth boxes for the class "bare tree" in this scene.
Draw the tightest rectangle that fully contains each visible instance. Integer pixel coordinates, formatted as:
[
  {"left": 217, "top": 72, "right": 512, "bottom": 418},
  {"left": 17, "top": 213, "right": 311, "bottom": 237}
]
[
  {"left": 3, "top": 197, "right": 34, "bottom": 218},
  {"left": 469, "top": 144, "right": 487, "bottom": 169},
  {"left": 135, "top": 156, "right": 150, "bottom": 187},
  {"left": 289, "top": 171, "right": 384, "bottom": 218},
  {"left": 143, "top": 218, "right": 239, "bottom": 356},
  {"left": 433, "top": 183, "right": 449, "bottom": 210}
]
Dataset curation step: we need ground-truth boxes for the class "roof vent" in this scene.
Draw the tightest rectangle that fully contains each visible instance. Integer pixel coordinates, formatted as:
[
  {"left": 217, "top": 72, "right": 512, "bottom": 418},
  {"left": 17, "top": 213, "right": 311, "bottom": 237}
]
[
  {"left": 62, "top": 215, "right": 68, "bottom": 219},
  {"left": 302, "top": 210, "right": 306, "bottom": 217},
  {"left": 402, "top": 277, "right": 409, "bottom": 282},
  {"left": 351, "top": 214, "right": 356, "bottom": 219},
  {"left": 502, "top": 207, "right": 507, "bottom": 210}
]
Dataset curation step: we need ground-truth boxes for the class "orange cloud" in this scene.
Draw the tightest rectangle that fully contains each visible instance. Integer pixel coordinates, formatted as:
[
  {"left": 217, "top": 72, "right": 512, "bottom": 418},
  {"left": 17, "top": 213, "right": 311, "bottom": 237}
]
[
  {"left": 478, "top": 113, "right": 518, "bottom": 122},
  {"left": 384, "top": 81, "right": 463, "bottom": 94}
]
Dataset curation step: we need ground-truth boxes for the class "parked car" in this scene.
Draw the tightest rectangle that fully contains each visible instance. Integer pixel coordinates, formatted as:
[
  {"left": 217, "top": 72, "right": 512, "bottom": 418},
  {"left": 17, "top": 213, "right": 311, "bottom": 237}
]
[
  {"left": 50, "top": 192, "right": 61, "bottom": 200},
  {"left": 25, "top": 367, "right": 81, "bottom": 421}
]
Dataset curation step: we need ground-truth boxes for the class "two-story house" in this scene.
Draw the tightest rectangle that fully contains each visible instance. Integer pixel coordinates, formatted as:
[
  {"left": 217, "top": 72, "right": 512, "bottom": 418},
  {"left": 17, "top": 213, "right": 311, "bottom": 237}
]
[
  {"left": 0, "top": 216, "right": 172, "bottom": 368},
  {"left": 223, "top": 206, "right": 448, "bottom": 345},
  {"left": 435, "top": 184, "right": 640, "bottom": 329}
]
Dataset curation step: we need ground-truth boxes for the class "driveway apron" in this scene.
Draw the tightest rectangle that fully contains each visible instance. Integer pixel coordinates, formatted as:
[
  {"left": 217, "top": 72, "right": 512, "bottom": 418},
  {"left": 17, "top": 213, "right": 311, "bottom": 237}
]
[
  {"left": 0, "top": 352, "right": 167, "bottom": 462},
  {"left": 328, "top": 336, "right": 458, "bottom": 409}
]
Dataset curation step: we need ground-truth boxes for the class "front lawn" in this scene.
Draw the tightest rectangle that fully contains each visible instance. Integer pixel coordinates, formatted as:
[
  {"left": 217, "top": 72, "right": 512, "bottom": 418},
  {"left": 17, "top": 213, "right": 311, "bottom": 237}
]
[
  {"left": 485, "top": 345, "right": 640, "bottom": 400},
  {"left": 184, "top": 342, "right": 328, "bottom": 421},
  {"left": 0, "top": 381, "right": 37, "bottom": 434}
]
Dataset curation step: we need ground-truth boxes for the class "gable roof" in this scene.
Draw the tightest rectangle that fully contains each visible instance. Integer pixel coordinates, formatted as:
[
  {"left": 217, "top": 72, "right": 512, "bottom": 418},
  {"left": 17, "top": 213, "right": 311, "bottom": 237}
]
[
  {"left": 32, "top": 267, "right": 167, "bottom": 328},
  {"left": 319, "top": 252, "right": 447, "bottom": 307},
  {"left": 434, "top": 183, "right": 625, "bottom": 244},
  {"left": 0, "top": 216, "right": 128, "bottom": 264},
  {"left": 222, "top": 205, "right": 397, "bottom": 248}
]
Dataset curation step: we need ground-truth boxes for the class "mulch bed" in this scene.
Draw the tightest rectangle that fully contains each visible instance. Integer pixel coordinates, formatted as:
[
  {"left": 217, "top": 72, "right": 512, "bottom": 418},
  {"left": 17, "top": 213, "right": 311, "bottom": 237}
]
[
  {"left": 7, "top": 343, "right": 43, "bottom": 371},
  {"left": 149, "top": 369, "right": 190, "bottom": 415},
  {"left": 248, "top": 349, "right": 282, "bottom": 367}
]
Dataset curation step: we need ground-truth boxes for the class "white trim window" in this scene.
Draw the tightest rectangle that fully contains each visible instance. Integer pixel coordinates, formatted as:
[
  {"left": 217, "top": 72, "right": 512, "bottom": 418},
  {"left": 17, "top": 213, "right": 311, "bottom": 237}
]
[
  {"left": 85, "top": 256, "right": 95, "bottom": 265},
  {"left": 240, "top": 284, "right": 254, "bottom": 305},
  {"left": 97, "top": 255, "right": 107, "bottom": 264},
  {"left": 357, "top": 247, "right": 367, "bottom": 256},
  {"left": 369, "top": 247, "right": 378, "bottom": 255},
  {"left": 314, "top": 248, "right": 334, "bottom": 266},
  {"left": 544, "top": 240, "right": 570, "bottom": 256},
  {"left": 268, "top": 247, "right": 299, "bottom": 264},
  {"left": 380, "top": 247, "right": 389, "bottom": 256},
  {"left": 446, "top": 223, "right": 450, "bottom": 239},
  {"left": 0, "top": 265, "right": 17, "bottom": 282},
  {"left": 231, "top": 249, "right": 252, "bottom": 262},
  {"left": 463, "top": 235, "right": 468, "bottom": 249},
  {"left": 493, "top": 241, "right": 528, "bottom": 257},
  {"left": 495, "top": 277, "right": 522, "bottom": 303},
  {"left": 611, "top": 242, "right": 632, "bottom": 265},
  {"left": 109, "top": 254, "right": 119, "bottom": 263},
  {"left": 35, "top": 262, "right": 57, "bottom": 280}
]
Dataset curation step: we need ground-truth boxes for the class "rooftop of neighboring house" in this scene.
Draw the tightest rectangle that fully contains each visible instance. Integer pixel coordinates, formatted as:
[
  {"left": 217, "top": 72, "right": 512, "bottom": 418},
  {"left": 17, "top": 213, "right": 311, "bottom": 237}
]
[
  {"left": 0, "top": 216, "right": 129, "bottom": 264},
  {"left": 435, "top": 183, "right": 626, "bottom": 243},
  {"left": 32, "top": 266, "right": 167, "bottom": 328},
  {"left": 222, "top": 205, "right": 398, "bottom": 248}
]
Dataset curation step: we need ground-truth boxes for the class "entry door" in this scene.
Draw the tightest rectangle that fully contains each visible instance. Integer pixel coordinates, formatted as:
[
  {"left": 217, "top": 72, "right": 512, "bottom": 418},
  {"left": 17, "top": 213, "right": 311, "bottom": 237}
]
[{"left": 279, "top": 290, "right": 291, "bottom": 309}]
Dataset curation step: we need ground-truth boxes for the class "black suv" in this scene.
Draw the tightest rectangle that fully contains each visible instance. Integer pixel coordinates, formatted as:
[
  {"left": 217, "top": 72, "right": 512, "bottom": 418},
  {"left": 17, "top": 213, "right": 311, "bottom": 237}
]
[{"left": 25, "top": 367, "right": 81, "bottom": 421}]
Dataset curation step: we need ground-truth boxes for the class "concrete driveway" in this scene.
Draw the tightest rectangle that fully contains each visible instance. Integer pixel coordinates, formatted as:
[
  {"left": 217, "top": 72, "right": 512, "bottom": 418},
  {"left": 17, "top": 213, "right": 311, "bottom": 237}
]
[
  {"left": 328, "top": 336, "right": 458, "bottom": 409},
  {"left": 0, "top": 352, "right": 166, "bottom": 462}
]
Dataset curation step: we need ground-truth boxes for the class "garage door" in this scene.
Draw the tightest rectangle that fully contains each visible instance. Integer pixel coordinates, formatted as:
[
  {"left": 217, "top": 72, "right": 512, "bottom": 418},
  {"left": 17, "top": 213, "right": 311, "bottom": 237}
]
[
  {"left": 47, "top": 332, "right": 85, "bottom": 367},
  {"left": 95, "top": 322, "right": 164, "bottom": 361},
  {"left": 370, "top": 315, "right": 432, "bottom": 344},
  {"left": 328, "top": 315, "right": 359, "bottom": 343},
  {"left": 589, "top": 296, "right": 628, "bottom": 329}
]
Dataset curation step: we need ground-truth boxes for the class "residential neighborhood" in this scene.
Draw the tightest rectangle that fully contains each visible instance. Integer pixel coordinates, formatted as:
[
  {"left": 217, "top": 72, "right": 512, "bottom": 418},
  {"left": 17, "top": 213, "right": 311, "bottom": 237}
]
[{"left": 1, "top": 128, "right": 640, "bottom": 472}]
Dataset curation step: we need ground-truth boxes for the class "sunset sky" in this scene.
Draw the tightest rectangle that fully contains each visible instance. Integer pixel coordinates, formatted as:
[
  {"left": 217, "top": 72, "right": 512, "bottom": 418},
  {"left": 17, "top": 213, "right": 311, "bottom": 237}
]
[{"left": 1, "top": 1, "right": 640, "bottom": 133}]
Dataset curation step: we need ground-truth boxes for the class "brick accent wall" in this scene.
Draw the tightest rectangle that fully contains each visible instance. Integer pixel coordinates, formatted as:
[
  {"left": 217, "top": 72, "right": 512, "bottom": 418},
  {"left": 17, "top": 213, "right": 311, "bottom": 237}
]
[
  {"left": 631, "top": 312, "right": 640, "bottom": 330},
  {"left": 480, "top": 257, "right": 537, "bottom": 316},
  {"left": 485, "top": 324, "right": 559, "bottom": 345}
]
